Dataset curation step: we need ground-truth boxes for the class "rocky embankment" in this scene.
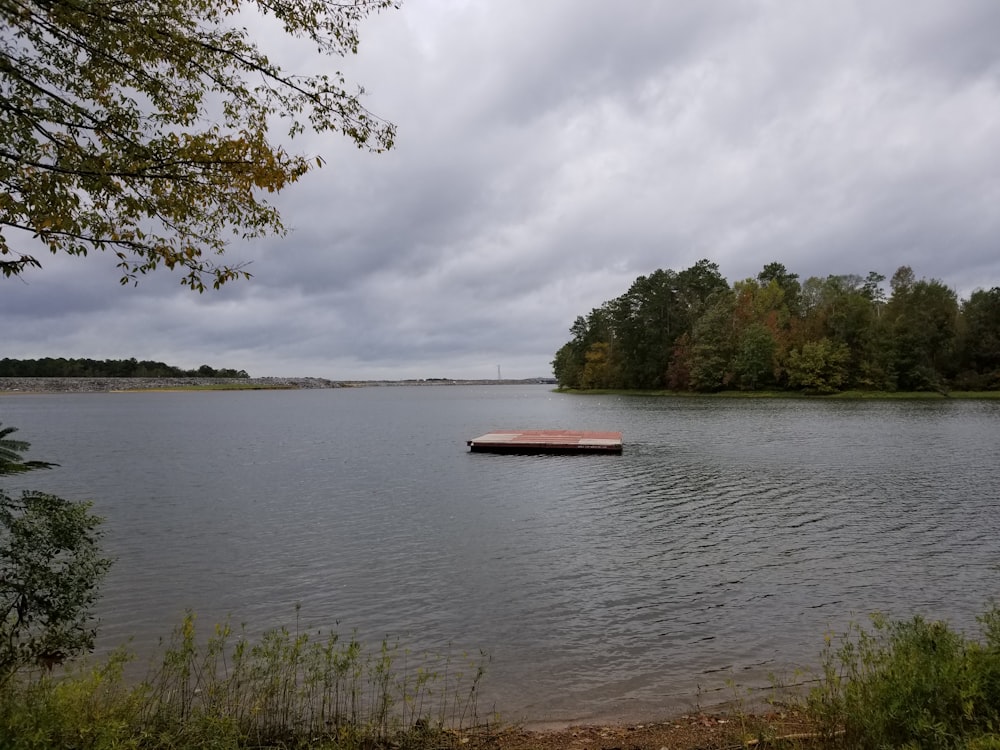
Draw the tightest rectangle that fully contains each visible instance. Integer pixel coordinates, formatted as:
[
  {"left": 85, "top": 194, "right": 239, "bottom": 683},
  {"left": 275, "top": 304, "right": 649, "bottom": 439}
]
[{"left": 0, "top": 377, "right": 339, "bottom": 392}]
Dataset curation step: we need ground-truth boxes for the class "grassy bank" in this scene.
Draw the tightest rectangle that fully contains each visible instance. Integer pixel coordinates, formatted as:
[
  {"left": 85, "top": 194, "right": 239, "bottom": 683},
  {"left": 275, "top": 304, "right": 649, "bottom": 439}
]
[{"left": 3, "top": 606, "right": 999, "bottom": 749}]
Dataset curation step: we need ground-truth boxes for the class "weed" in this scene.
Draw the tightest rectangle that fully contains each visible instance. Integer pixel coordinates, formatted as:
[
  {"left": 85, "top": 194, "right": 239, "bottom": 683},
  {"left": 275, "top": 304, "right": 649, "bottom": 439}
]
[
  {"left": 807, "top": 605, "right": 1000, "bottom": 749},
  {"left": 0, "top": 611, "right": 489, "bottom": 749}
]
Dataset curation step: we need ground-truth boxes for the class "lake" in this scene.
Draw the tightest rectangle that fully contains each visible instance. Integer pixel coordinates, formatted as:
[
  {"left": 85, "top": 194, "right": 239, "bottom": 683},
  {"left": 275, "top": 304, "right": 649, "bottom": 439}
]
[{"left": 1, "top": 385, "right": 998, "bottom": 724}]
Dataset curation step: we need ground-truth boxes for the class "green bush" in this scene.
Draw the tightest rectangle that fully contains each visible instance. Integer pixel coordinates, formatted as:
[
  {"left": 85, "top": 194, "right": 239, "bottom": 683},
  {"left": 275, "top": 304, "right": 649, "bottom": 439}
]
[
  {"left": 1, "top": 424, "right": 113, "bottom": 684},
  {"left": 808, "top": 605, "right": 1000, "bottom": 749},
  {"left": 5, "top": 654, "right": 144, "bottom": 749}
]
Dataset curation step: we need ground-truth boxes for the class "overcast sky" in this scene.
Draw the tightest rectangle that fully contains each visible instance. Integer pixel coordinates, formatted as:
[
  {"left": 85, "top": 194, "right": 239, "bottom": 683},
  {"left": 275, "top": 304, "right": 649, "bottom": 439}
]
[{"left": 4, "top": 1, "right": 1000, "bottom": 379}]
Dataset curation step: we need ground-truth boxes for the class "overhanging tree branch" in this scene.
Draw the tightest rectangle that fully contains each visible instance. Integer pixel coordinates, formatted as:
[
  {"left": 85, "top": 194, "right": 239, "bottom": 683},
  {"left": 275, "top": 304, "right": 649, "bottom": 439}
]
[{"left": 0, "top": 0, "right": 398, "bottom": 290}]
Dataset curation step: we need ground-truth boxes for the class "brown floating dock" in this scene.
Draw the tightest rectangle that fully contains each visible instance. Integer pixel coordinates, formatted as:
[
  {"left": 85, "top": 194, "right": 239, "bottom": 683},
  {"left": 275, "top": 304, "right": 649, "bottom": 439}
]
[{"left": 467, "top": 429, "right": 623, "bottom": 454}]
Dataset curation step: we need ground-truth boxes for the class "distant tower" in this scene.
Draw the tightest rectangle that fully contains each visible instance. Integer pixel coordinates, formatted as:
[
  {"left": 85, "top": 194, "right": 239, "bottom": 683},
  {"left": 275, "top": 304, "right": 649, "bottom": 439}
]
[{"left": 497, "top": 365, "right": 501, "bottom": 381}]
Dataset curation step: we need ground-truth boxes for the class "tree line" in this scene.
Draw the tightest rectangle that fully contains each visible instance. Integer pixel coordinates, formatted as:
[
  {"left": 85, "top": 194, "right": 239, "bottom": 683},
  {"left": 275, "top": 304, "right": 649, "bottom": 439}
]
[
  {"left": 552, "top": 260, "right": 1000, "bottom": 393},
  {"left": 0, "top": 358, "right": 249, "bottom": 379}
]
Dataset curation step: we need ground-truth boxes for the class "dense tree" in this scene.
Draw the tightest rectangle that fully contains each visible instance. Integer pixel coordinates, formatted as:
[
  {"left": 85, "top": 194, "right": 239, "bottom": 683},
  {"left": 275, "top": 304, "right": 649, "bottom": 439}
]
[
  {"left": 890, "top": 265, "right": 917, "bottom": 296},
  {"left": 0, "top": 425, "right": 111, "bottom": 682},
  {"left": 734, "top": 323, "right": 777, "bottom": 390},
  {"left": 550, "top": 260, "right": 730, "bottom": 390},
  {"left": 610, "top": 269, "right": 681, "bottom": 388},
  {"left": 655, "top": 263, "right": 731, "bottom": 390},
  {"left": 861, "top": 271, "right": 888, "bottom": 306},
  {"left": 551, "top": 311, "right": 615, "bottom": 389},
  {"left": 786, "top": 338, "right": 850, "bottom": 393},
  {"left": 885, "top": 268, "right": 959, "bottom": 390},
  {"left": 686, "top": 289, "right": 738, "bottom": 392},
  {"left": 664, "top": 332, "right": 694, "bottom": 390},
  {"left": 1, "top": 0, "right": 396, "bottom": 289},
  {"left": 553, "top": 262, "right": 991, "bottom": 393},
  {"left": 757, "top": 261, "right": 801, "bottom": 317},
  {"left": 581, "top": 342, "right": 616, "bottom": 389},
  {"left": 0, "top": 357, "right": 249, "bottom": 378},
  {"left": 674, "top": 259, "right": 730, "bottom": 331},
  {"left": 795, "top": 275, "right": 891, "bottom": 390},
  {"left": 551, "top": 342, "right": 582, "bottom": 390},
  {"left": 957, "top": 288, "right": 1000, "bottom": 388}
]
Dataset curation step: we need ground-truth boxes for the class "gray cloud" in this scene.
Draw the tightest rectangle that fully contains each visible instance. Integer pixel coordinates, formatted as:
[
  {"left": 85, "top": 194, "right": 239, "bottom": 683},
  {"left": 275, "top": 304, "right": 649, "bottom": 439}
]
[{"left": 3, "top": 1, "right": 1000, "bottom": 378}]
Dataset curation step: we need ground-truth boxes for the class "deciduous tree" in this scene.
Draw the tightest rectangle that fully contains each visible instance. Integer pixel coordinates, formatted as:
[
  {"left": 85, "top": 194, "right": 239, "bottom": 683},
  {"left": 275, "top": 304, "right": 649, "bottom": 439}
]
[
  {"left": 552, "top": 262, "right": 996, "bottom": 393},
  {"left": 1, "top": 0, "right": 397, "bottom": 289},
  {"left": 958, "top": 288, "right": 1000, "bottom": 385},
  {"left": 786, "top": 338, "right": 850, "bottom": 393},
  {"left": 885, "top": 269, "right": 959, "bottom": 390},
  {"left": 734, "top": 323, "right": 776, "bottom": 390}
]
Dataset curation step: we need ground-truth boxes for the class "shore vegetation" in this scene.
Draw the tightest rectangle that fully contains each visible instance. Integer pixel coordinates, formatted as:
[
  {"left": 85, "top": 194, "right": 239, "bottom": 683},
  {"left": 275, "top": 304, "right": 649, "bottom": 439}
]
[
  {"left": 2, "top": 604, "right": 1000, "bottom": 749},
  {"left": 555, "top": 387, "right": 1000, "bottom": 400},
  {"left": 553, "top": 261, "right": 1000, "bottom": 396},
  {"left": 0, "top": 425, "right": 111, "bottom": 686},
  {"left": 808, "top": 605, "right": 1000, "bottom": 750},
  {"left": 0, "top": 612, "right": 489, "bottom": 750}
]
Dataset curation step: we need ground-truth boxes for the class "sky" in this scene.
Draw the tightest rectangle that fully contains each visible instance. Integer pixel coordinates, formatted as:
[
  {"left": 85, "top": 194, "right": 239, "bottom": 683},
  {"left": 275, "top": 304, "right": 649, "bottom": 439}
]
[{"left": 4, "top": 0, "right": 1000, "bottom": 380}]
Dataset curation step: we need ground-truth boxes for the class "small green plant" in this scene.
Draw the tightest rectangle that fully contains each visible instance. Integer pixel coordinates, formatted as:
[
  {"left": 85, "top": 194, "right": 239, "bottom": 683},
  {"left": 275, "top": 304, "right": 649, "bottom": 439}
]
[
  {"left": 0, "top": 649, "right": 142, "bottom": 749},
  {"left": 808, "top": 605, "right": 1000, "bottom": 749},
  {"left": 0, "top": 610, "right": 490, "bottom": 749}
]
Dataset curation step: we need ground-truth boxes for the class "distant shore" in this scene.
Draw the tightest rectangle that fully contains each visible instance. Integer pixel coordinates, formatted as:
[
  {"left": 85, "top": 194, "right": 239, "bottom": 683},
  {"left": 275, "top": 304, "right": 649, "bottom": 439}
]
[
  {"left": 0, "top": 377, "right": 556, "bottom": 393},
  {"left": 6, "top": 378, "right": 994, "bottom": 398}
]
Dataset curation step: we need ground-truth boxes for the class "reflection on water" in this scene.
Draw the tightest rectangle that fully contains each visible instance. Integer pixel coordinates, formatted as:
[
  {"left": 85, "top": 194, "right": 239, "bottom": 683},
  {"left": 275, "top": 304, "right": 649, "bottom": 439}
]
[{"left": 2, "top": 387, "right": 999, "bottom": 723}]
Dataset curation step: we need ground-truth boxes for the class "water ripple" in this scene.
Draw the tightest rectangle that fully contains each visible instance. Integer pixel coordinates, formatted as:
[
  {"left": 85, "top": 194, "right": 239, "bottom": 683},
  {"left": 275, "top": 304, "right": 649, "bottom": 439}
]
[{"left": 2, "top": 388, "right": 998, "bottom": 724}]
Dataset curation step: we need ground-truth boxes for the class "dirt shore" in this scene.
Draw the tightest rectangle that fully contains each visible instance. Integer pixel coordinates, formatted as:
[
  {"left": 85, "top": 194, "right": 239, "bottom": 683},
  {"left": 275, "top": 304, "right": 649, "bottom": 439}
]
[{"left": 467, "top": 708, "right": 822, "bottom": 750}]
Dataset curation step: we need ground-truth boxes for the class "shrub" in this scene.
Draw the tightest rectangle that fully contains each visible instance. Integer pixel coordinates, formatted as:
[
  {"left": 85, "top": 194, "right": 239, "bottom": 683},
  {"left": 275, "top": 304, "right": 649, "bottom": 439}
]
[
  {"left": 0, "top": 424, "right": 112, "bottom": 685},
  {"left": 808, "top": 605, "right": 1000, "bottom": 749}
]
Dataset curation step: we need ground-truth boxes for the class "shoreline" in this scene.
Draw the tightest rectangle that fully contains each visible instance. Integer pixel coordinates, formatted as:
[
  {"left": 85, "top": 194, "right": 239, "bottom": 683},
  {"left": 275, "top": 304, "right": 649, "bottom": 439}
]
[
  {"left": 0, "top": 376, "right": 554, "bottom": 393},
  {"left": 479, "top": 707, "right": 821, "bottom": 750},
  {"left": 3, "top": 377, "right": 996, "bottom": 398}
]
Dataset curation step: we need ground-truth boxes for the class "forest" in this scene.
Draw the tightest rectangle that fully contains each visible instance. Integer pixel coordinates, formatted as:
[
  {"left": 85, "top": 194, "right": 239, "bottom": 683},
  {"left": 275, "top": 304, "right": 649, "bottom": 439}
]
[
  {"left": 0, "top": 358, "right": 249, "bottom": 379},
  {"left": 552, "top": 260, "right": 1000, "bottom": 393}
]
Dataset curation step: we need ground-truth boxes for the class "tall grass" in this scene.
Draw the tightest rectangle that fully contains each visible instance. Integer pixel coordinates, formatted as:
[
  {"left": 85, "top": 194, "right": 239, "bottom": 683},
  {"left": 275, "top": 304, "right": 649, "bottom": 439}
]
[
  {"left": 807, "top": 605, "right": 1000, "bottom": 749},
  {"left": 0, "top": 612, "right": 490, "bottom": 749}
]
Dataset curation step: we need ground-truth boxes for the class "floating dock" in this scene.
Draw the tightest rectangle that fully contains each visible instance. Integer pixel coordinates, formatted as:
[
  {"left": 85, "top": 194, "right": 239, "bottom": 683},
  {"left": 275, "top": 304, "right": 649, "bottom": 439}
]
[{"left": 467, "top": 429, "right": 623, "bottom": 454}]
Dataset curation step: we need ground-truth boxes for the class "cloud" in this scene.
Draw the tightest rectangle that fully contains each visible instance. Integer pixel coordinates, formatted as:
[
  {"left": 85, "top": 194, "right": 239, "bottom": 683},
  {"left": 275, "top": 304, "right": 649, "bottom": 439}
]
[{"left": 3, "top": 1, "right": 999, "bottom": 377}]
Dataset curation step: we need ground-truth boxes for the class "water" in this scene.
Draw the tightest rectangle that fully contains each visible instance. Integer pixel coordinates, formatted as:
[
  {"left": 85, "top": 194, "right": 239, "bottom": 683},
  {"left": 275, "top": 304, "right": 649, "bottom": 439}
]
[{"left": 2, "top": 386, "right": 998, "bottom": 724}]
